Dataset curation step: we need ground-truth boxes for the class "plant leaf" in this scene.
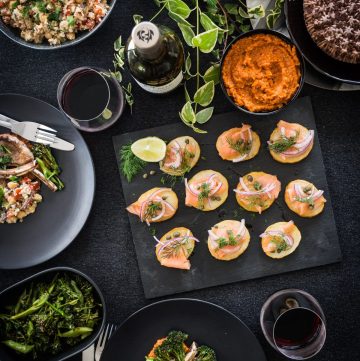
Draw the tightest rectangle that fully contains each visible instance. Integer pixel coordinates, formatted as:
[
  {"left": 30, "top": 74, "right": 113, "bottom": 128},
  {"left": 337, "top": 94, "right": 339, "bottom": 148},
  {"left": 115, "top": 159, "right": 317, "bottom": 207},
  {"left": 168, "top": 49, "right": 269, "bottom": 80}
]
[
  {"left": 248, "top": 5, "right": 265, "bottom": 19},
  {"left": 184, "top": 85, "right": 191, "bottom": 102},
  {"left": 192, "top": 125, "right": 207, "bottom": 134},
  {"left": 194, "top": 81, "right": 215, "bottom": 107},
  {"left": 192, "top": 28, "right": 218, "bottom": 53},
  {"left": 203, "top": 64, "right": 220, "bottom": 84},
  {"left": 178, "top": 23, "right": 195, "bottom": 47},
  {"left": 180, "top": 102, "right": 196, "bottom": 124},
  {"left": 114, "top": 36, "right": 123, "bottom": 51},
  {"left": 167, "top": 0, "right": 191, "bottom": 19},
  {"left": 196, "top": 107, "right": 214, "bottom": 124},
  {"left": 224, "top": 3, "right": 238, "bottom": 15},
  {"left": 185, "top": 53, "right": 192, "bottom": 75},
  {"left": 238, "top": 7, "right": 250, "bottom": 19},
  {"left": 168, "top": 10, "right": 193, "bottom": 27},
  {"left": 200, "top": 12, "right": 218, "bottom": 31},
  {"left": 133, "top": 14, "right": 143, "bottom": 24}
]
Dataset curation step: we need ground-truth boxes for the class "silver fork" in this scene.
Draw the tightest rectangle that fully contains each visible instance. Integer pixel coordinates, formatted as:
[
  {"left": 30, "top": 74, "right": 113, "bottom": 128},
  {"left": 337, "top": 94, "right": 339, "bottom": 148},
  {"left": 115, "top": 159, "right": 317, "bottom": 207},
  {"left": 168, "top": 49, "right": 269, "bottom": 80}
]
[
  {"left": 0, "top": 114, "right": 75, "bottom": 151},
  {"left": 94, "top": 323, "right": 116, "bottom": 361}
]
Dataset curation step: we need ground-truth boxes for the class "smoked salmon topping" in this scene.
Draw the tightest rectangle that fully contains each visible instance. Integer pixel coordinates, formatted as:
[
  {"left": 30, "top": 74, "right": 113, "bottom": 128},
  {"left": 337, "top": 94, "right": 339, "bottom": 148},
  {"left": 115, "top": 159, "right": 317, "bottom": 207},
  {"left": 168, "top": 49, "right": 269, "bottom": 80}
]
[
  {"left": 208, "top": 219, "right": 246, "bottom": 251},
  {"left": 216, "top": 124, "right": 254, "bottom": 162},
  {"left": 268, "top": 120, "right": 314, "bottom": 157},
  {"left": 154, "top": 228, "right": 199, "bottom": 270},
  {"left": 126, "top": 188, "right": 177, "bottom": 225},
  {"left": 160, "top": 136, "right": 200, "bottom": 176},
  {"left": 285, "top": 180, "right": 326, "bottom": 216},
  {"left": 185, "top": 172, "right": 227, "bottom": 210},
  {"left": 260, "top": 221, "right": 295, "bottom": 254},
  {"left": 234, "top": 173, "right": 281, "bottom": 214}
]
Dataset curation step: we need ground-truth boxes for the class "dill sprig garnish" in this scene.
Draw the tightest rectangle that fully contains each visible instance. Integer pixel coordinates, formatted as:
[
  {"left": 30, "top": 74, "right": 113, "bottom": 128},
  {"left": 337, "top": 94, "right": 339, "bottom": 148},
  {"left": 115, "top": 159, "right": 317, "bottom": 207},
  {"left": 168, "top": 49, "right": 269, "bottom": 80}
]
[
  {"left": 119, "top": 143, "right": 146, "bottom": 182},
  {"left": 198, "top": 182, "right": 211, "bottom": 208},
  {"left": 226, "top": 137, "right": 251, "bottom": 155},
  {"left": 217, "top": 230, "right": 239, "bottom": 249},
  {"left": 269, "top": 135, "right": 297, "bottom": 153},
  {"left": 144, "top": 201, "right": 162, "bottom": 220},
  {"left": 270, "top": 236, "right": 289, "bottom": 253},
  {"left": 295, "top": 196, "right": 315, "bottom": 209},
  {"left": 160, "top": 236, "right": 191, "bottom": 259}
]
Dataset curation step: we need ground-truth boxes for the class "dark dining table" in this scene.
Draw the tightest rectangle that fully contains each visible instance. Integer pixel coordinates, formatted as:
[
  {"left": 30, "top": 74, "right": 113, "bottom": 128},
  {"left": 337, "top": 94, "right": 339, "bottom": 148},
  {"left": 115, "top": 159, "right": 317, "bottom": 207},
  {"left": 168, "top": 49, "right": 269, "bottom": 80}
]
[{"left": 0, "top": 1, "right": 359, "bottom": 360}]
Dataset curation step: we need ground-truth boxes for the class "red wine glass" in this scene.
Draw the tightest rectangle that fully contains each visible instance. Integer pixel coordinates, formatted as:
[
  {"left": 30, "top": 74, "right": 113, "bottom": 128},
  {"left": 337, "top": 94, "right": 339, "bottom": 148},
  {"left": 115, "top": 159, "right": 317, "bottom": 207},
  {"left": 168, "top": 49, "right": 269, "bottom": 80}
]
[
  {"left": 57, "top": 67, "right": 125, "bottom": 132},
  {"left": 260, "top": 289, "right": 326, "bottom": 359}
]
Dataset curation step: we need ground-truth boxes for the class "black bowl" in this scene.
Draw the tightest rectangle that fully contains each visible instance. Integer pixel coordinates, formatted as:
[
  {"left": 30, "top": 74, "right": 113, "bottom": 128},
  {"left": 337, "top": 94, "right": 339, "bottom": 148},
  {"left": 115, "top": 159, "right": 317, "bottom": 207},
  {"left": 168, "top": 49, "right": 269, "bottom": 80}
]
[
  {"left": 0, "top": 0, "right": 117, "bottom": 50},
  {"left": 220, "top": 28, "right": 305, "bottom": 116},
  {"left": 0, "top": 267, "right": 106, "bottom": 361}
]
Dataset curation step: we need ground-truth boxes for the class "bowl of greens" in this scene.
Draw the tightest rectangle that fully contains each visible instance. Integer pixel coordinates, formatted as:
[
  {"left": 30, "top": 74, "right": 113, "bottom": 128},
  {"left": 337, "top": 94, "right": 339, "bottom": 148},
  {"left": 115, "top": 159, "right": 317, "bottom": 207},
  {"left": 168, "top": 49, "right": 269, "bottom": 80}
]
[{"left": 0, "top": 267, "right": 106, "bottom": 361}]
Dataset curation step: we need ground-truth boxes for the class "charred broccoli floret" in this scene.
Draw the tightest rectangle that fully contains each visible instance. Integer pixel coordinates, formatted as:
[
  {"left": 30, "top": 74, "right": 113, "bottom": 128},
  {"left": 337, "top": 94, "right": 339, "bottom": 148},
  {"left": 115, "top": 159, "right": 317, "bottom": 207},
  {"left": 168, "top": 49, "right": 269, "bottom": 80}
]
[
  {"left": 154, "top": 331, "right": 188, "bottom": 361},
  {"left": 196, "top": 345, "right": 217, "bottom": 361}
]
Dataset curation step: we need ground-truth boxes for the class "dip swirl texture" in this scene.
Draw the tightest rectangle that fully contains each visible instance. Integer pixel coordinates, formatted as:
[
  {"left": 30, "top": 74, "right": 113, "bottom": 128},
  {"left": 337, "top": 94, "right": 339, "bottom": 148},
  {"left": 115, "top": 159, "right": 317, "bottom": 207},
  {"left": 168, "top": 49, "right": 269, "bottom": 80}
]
[{"left": 222, "top": 34, "right": 301, "bottom": 113}]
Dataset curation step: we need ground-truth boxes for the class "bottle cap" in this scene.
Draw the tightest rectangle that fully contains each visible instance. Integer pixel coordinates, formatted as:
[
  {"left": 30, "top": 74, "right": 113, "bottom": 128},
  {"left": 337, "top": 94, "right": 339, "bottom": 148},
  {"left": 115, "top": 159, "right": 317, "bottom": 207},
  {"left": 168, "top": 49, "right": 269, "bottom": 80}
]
[{"left": 132, "top": 22, "right": 161, "bottom": 57}]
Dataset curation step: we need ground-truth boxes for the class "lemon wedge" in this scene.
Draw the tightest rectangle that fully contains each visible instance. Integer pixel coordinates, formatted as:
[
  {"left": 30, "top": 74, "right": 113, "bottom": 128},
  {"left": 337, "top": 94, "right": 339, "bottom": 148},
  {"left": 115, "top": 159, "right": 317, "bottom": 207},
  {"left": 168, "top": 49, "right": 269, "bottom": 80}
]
[{"left": 131, "top": 137, "right": 167, "bottom": 162}]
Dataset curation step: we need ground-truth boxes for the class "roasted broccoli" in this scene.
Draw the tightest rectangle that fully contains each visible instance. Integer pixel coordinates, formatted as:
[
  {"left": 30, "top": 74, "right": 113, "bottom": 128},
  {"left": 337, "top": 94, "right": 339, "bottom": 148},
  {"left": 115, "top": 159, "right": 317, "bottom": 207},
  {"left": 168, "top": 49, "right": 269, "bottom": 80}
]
[
  {"left": 154, "top": 331, "right": 188, "bottom": 361},
  {"left": 31, "top": 143, "right": 64, "bottom": 190},
  {"left": 196, "top": 345, "right": 217, "bottom": 361}
]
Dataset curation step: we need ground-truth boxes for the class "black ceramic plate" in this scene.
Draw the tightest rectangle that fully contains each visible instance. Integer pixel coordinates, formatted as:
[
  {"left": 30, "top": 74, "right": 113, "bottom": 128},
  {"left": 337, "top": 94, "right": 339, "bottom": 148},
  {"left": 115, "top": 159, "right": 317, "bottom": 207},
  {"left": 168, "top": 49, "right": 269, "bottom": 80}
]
[
  {"left": 0, "top": 0, "right": 117, "bottom": 50},
  {"left": 113, "top": 96, "right": 342, "bottom": 299},
  {"left": 285, "top": 0, "right": 360, "bottom": 84},
  {"left": 0, "top": 267, "right": 106, "bottom": 361},
  {"left": 101, "top": 298, "right": 267, "bottom": 361},
  {"left": 0, "top": 94, "right": 95, "bottom": 269}
]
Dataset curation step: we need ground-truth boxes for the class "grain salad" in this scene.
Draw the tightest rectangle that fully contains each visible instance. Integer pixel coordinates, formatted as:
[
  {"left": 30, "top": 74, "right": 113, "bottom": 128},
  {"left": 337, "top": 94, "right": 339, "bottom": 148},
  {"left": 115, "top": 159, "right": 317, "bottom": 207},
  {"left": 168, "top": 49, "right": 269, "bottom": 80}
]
[
  {"left": 0, "top": 176, "right": 42, "bottom": 224},
  {"left": 0, "top": 0, "right": 109, "bottom": 45}
]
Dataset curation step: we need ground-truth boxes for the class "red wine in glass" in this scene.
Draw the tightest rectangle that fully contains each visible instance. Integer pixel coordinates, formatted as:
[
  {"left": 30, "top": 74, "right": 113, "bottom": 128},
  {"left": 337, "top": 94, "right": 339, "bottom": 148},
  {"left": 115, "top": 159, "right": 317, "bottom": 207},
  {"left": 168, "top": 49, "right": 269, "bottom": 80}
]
[
  {"left": 260, "top": 289, "right": 326, "bottom": 360},
  {"left": 57, "top": 67, "right": 124, "bottom": 132},
  {"left": 61, "top": 69, "right": 110, "bottom": 121},
  {"left": 274, "top": 308, "right": 323, "bottom": 350}
]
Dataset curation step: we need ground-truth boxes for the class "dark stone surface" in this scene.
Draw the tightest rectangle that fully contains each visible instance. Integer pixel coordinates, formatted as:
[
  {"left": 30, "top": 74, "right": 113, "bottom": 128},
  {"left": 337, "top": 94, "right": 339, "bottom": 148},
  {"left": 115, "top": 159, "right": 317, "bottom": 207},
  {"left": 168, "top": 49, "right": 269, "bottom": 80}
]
[{"left": 0, "top": 1, "right": 359, "bottom": 360}]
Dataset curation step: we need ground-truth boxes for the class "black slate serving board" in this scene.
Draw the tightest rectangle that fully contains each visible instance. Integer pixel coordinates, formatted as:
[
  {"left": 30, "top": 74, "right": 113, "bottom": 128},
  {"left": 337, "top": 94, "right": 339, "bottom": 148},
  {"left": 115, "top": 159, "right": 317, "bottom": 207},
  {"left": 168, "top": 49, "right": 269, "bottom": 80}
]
[{"left": 113, "top": 97, "right": 342, "bottom": 299}]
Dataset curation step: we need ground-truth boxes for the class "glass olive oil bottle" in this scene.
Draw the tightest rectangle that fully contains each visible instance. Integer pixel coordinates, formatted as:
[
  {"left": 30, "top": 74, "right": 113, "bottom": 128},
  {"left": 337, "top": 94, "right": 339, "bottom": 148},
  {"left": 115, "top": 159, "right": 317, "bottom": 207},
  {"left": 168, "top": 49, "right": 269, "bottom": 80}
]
[{"left": 126, "top": 22, "right": 184, "bottom": 94}]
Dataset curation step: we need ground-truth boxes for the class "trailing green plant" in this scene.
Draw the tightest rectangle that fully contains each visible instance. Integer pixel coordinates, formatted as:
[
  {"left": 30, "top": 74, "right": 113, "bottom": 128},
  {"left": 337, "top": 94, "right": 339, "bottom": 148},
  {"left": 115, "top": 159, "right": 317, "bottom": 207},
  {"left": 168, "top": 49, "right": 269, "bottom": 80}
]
[{"left": 112, "top": 0, "right": 285, "bottom": 132}]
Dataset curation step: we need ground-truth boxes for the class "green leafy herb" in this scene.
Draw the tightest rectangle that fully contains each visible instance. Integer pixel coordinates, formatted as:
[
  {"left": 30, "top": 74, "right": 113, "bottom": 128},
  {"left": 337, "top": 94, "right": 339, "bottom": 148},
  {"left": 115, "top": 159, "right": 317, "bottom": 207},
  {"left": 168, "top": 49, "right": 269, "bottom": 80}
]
[
  {"left": 144, "top": 201, "right": 162, "bottom": 220},
  {"left": 160, "top": 174, "right": 179, "bottom": 188},
  {"left": 253, "top": 181, "right": 262, "bottom": 191},
  {"left": 226, "top": 137, "right": 251, "bottom": 155},
  {"left": 269, "top": 136, "right": 297, "bottom": 153},
  {"left": 0, "top": 274, "right": 101, "bottom": 359},
  {"left": 295, "top": 196, "right": 315, "bottom": 209},
  {"left": 9, "top": 176, "right": 19, "bottom": 182},
  {"left": 216, "top": 230, "right": 239, "bottom": 249},
  {"left": 11, "top": 1, "right": 19, "bottom": 10},
  {"left": 0, "top": 144, "right": 12, "bottom": 170},
  {"left": 198, "top": 182, "right": 211, "bottom": 208},
  {"left": 67, "top": 16, "right": 75, "bottom": 27},
  {"left": 48, "top": 7, "right": 61, "bottom": 21},
  {"left": 0, "top": 186, "right": 4, "bottom": 205},
  {"left": 160, "top": 236, "right": 192, "bottom": 259},
  {"left": 269, "top": 235, "right": 289, "bottom": 253},
  {"left": 119, "top": 144, "right": 146, "bottom": 182},
  {"left": 36, "top": 1, "right": 46, "bottom": 13}
]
